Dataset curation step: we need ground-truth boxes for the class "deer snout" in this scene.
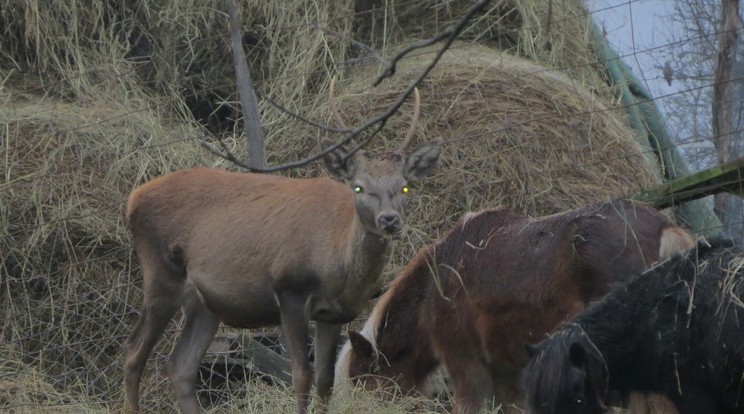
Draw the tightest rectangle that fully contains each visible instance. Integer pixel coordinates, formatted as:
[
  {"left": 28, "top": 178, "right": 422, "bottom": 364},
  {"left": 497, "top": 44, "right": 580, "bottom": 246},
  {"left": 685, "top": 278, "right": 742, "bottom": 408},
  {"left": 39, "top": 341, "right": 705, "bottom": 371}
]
[{"left": 377, "top": 213, "right": 402, "bottom": 234}]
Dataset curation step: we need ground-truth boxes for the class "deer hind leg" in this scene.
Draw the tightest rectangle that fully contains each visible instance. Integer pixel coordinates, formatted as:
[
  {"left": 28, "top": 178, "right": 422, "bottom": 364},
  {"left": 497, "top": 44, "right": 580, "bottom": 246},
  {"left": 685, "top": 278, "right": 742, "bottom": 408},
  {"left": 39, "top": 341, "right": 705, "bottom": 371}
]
[
  {"left": 123, "top": 261, "right": 184, "bottom": 412},
  {"left": 276, "top": 289, "right": 312, "bottom": 414},
  {"left": 167, "top": 291, "right": 220, "bottom": 414}
]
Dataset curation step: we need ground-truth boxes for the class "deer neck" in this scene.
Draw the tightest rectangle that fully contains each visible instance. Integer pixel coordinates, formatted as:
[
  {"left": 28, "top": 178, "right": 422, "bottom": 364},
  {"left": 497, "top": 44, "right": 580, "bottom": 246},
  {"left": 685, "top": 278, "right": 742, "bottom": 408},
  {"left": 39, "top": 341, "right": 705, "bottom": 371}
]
[{"left": 347, "top": 212, "right": 393, "bottom": 280}]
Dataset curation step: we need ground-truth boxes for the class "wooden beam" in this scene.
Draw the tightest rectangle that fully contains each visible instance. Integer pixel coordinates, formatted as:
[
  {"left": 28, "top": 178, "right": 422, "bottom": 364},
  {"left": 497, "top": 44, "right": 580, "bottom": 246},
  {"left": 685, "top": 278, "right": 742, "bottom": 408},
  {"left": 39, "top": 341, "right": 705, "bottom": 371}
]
[
  {"left": 202, "top": 332, "right": 292, "bottom": 386},
  {"left": 630, "top": 157, "right": 744, "bottom": 209}
]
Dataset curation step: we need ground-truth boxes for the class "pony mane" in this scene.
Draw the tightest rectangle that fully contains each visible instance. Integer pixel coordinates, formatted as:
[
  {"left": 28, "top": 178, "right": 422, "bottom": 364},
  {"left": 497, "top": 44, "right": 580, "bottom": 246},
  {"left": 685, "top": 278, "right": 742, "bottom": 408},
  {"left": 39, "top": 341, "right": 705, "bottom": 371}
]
[
  {"left": 335, "top": 208, "right": 517, "bottom": 386},
  {"left": 335, "top": 286, "right": 392, "bottom": 386},
  {"left": 334, "top": 245, "right": 435, "bottom": 387}
]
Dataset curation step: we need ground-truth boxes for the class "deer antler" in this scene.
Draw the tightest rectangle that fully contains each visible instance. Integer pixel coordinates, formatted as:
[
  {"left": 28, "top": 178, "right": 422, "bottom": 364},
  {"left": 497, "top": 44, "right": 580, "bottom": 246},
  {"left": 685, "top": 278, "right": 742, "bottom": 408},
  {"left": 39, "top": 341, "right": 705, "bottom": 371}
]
[
  {"left": 329, "top": 78, "right": 348, "bottom": 130},
  {"left": 399, "top": 87, "right": 420, "bottom": 153}
]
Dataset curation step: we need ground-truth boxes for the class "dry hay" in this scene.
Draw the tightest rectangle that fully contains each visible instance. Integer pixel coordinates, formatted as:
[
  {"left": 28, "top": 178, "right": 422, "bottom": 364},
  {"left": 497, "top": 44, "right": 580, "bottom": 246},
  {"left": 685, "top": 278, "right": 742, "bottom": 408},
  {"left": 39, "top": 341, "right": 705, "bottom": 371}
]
[
  {"left": 0, "top": 0, "right": 663, "bottom": 412},
  {"left": 0, "top": 77, "right": 215, "bottom": 412},
  {"left": 315, "top": 43, "right": 660, "bottom": 261},
  {"left": 351, "top": 0, "right": 609, "bottom": 91},
  {"left": 0, "top": 0, "right": 610, "bottom": 139}
]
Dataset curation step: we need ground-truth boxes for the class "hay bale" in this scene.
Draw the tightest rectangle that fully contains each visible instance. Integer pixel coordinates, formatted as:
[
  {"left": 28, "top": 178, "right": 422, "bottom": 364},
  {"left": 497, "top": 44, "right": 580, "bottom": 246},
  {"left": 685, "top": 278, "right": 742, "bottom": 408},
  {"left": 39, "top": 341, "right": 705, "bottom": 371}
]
[
  {"left": 352, "top": 0, "right": 609, "bottom": 90},
  {"left": 0, "top": 42, "right": 660, "bottom": 412},
  {"left": 0, "top": 0, "right": 612, "bottom": 139},
  {"left": 307, "top": 43, "right": 660, "bottom": 263},
  {"left": 0, "top": 80, "right": 212, "bottom": 411}
]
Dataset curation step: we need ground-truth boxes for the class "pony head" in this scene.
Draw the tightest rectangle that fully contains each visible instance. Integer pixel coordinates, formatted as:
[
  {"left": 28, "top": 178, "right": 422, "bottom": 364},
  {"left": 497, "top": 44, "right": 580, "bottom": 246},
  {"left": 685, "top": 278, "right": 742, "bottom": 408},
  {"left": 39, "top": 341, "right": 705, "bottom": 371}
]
[
  {"left": 335, "top": 317, "right": 427, "bottom": 395},
  {"left": 522, "top": 326, "right": 609, "bottom": 414}
]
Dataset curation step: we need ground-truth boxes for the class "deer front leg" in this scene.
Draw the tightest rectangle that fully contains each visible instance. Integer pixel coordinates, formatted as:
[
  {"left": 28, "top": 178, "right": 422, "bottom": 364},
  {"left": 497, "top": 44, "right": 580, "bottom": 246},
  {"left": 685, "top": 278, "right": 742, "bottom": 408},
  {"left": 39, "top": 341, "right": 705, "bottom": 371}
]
[
  {"left": 276, "top": 290, "right": 312, "bottom": 414},
  {"left": 314, "top": 321, "right": 342, "bottom": 410}
]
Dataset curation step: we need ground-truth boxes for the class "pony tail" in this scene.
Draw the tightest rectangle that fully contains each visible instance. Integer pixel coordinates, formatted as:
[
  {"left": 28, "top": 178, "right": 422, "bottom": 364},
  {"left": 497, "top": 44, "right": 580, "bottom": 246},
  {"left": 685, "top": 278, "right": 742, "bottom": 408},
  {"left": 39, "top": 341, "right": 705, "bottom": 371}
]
[{"left": 658, "top": 226, "right": 695, "bottom": 260}]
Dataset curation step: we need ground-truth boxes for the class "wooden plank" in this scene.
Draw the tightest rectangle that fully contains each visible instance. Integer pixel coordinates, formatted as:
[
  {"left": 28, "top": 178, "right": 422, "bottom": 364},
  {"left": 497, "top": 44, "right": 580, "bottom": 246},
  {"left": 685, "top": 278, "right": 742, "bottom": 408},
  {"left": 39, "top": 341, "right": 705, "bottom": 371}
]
[
  {"left": 630, "top": 157, "right": 744, "bottom": 209},
  {"left": 202, "top": 332, "right": 293, "bottom": 386}
]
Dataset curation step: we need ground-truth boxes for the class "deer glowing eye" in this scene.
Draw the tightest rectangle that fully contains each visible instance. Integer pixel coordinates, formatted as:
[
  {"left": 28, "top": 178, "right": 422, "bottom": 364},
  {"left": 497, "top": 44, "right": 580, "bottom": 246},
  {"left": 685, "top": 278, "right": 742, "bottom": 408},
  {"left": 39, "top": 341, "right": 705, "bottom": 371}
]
[
  {"left": 401, "top": 186, "right": 410, "bottom": 195},
  {"left": 576, "top": 398, "right": 584, "bottom": 405},
  {"left": 353, "top": 185, "right": 364, "bottom": 194}
]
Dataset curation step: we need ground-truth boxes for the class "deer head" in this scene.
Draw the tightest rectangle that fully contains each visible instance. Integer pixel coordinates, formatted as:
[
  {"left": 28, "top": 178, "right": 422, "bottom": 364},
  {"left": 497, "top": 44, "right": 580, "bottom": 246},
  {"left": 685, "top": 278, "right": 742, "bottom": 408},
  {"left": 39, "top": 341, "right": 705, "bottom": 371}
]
[{"left": 322, "top": 80, "right": 440, "bottom": 238}]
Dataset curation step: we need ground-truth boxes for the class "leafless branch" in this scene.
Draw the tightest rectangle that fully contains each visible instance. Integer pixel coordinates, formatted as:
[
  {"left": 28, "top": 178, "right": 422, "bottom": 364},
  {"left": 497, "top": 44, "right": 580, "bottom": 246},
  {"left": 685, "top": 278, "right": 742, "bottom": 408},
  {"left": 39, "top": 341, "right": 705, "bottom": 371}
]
[
  {"left": 313, "top": 23, "right": 391, "bottom": 69},
  {"left": 262, "top": 94, "right": 351, "bottom": 134},
  {"left": 712, "top": 0, "right": 740, "bottom": 158},
  {"left": 201, "top": 138, "right": 253, "bottom": 170},
  {"left": 374, "top": 0, "right": 492, "bottom": 86},
  {"left": 227, "top": 0, "right": 265, "bottom": 168},
  {"left": 206, "top": 0, "right": 491, "bottom": 173}
]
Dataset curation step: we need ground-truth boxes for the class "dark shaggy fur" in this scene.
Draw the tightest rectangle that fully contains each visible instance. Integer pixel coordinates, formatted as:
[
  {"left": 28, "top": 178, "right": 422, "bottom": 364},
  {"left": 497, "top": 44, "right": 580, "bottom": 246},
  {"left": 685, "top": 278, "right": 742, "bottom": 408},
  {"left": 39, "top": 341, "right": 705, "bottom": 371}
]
[{"left": 523, "top": 238, "right": 744, "bottom": 414}]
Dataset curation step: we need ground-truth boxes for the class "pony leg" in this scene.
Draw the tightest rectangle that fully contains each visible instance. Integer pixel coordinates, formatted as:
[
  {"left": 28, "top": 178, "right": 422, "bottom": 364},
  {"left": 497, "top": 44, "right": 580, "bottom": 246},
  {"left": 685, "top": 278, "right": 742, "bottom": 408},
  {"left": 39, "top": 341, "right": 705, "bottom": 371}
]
[
  {"left": 166, "top": 292, "right": 220, "bottom": 414},
  {"left": 443, "top": 355, "right": 494, "bottom": 414},
  {"left": 277, "top": 290, "right": 312, "bottom": 414},
  {"left": 313, "top": 322, "right": 342, "bottom": 407}
]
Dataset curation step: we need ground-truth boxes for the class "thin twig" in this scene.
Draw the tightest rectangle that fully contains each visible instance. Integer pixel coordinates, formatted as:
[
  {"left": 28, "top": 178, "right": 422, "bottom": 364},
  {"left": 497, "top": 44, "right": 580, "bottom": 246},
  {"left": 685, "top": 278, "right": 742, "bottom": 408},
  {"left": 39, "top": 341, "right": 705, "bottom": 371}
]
[
  {"left": 263, "top": 94, "right": 351, "bottom": 133},
  {"left": 374, "top": 0, "right": 492, "bottom": 86},
  {"left": 313, "top": 23, "right": 391, "bottom": 69},
  {"left": 227, "top": 0, "right": 266, "bottom": 168},
  {"left": 206, "top": 0, "right": 492, "bottom": 173}
]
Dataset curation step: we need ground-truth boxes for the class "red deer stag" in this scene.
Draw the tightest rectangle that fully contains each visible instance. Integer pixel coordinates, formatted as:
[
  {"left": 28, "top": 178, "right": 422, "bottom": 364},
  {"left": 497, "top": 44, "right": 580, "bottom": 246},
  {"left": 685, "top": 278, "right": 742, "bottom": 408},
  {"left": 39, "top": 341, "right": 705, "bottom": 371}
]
[
  {"left": 336, "top": 200, "right": 694, "bottom": 414},
  {"left": 123, "top": 85, "right": 440, "bottom": 414}
]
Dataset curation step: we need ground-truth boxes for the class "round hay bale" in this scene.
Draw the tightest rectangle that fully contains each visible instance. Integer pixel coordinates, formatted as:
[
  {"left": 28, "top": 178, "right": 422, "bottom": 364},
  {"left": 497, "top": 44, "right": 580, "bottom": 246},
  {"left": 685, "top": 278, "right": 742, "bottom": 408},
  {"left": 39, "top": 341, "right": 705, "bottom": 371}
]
[
  {"left": 305, "top": 43, "right": 660, "bottom": 265},
  {"left": 351, "top": 0, "right": 611, "bottom": 94}
]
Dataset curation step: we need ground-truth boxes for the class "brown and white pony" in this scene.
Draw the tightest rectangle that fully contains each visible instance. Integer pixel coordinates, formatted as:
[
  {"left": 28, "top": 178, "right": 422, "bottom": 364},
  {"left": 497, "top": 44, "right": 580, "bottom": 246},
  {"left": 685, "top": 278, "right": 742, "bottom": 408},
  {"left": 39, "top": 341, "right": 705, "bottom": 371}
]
[{"left": 335, "top": 199, "right": 694, "bottom": 413}]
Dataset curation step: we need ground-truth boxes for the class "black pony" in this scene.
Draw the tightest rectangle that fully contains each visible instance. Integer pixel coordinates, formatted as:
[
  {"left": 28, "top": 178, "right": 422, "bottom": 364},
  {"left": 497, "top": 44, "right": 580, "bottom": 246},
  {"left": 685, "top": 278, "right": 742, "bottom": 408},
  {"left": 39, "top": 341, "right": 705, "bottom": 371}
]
[{"left": 522, "top": 238, "right": 744, "bottom": 414}]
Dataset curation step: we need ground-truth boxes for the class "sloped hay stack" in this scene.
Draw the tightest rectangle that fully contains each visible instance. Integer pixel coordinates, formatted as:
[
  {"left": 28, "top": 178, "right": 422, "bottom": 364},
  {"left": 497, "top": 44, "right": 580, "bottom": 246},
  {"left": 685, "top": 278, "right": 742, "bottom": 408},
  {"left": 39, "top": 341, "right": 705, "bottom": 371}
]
[
  {"left": 0, "top": 0, "right": 664, "bottom": 412},
  {"left": 0, "top": 86, "right": 213, "bottom": 410}
]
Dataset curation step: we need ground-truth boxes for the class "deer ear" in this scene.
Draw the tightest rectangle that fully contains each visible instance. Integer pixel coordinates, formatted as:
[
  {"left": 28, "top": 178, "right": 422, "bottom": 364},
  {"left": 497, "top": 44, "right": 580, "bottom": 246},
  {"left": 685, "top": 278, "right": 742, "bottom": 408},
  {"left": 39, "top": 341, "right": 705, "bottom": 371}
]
[
  {"left": 403, "top": 140, "right": 441, "bottom": 181},
  {"left": 321, "top": 138, "right": 356, "bottom": 181},
  {"left": 348, "top": 331, "right": 374, "bottom": 358}
]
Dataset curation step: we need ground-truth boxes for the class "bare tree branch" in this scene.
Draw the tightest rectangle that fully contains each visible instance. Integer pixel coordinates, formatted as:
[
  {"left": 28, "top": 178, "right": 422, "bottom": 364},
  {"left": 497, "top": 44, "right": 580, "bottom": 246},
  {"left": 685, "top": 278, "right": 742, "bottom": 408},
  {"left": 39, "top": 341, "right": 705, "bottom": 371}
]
[
  {"left": 262, "top": 94, "right": 351, "bottom": 134},
  {"left": 712, "top": 0, "right": 742, "bottom": 242},
  {"left": 374, "top": 0, "right": 492, "bottom": 86},
  {"left": 712, "top": 0, "right": 740, "bottom": 159},
  {"left": 207, "top": 0, "right": 492, "bottom": 173},
  {"left": 227, "top": 0, "right": 266, "bottom": 168},
  {"left": 313, "top": 23, "right": 391, "bottom": 69},
  {"left": 201, "top": 139, "right": 254, "bottom": 170}
]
